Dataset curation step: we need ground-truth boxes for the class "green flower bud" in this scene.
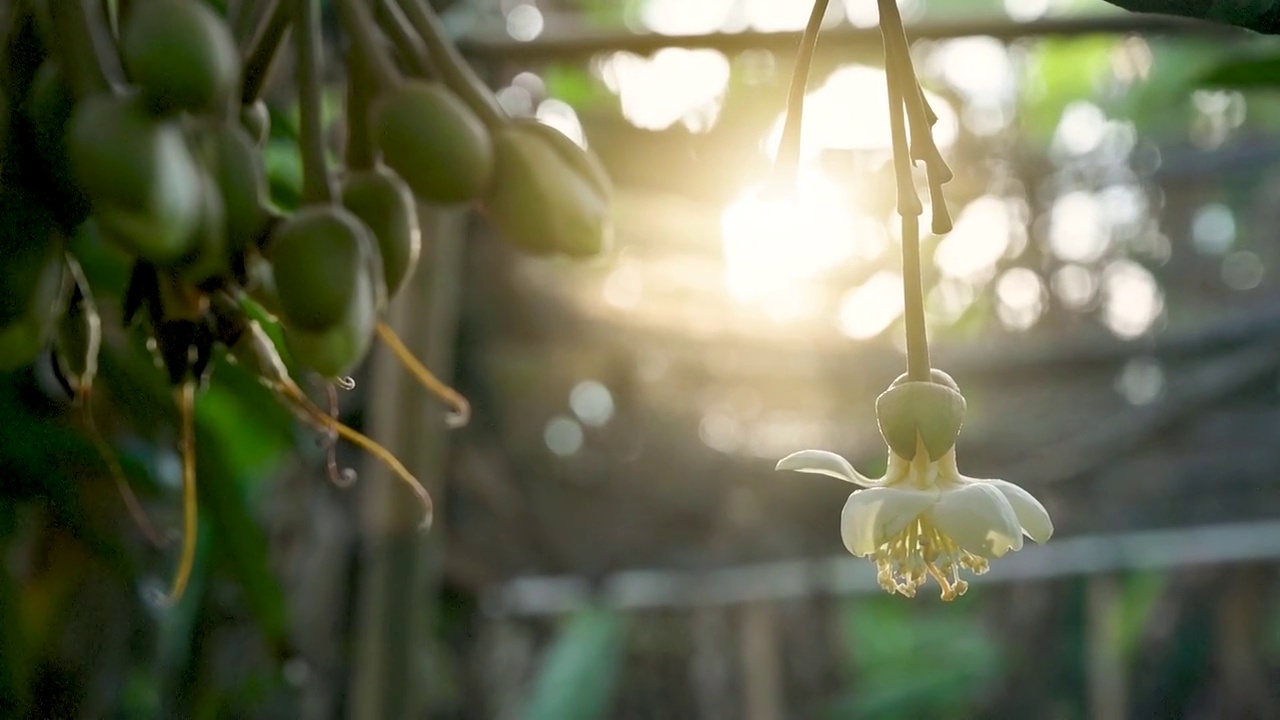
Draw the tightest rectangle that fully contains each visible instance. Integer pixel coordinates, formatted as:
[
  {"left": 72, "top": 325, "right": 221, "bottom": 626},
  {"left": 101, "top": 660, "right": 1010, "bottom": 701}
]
[
  {"left": 875, "top": 369, "right": 967, "bottom": 461},
  {"left": 484, "top": 120, "right": 612, "bottom": 259}
]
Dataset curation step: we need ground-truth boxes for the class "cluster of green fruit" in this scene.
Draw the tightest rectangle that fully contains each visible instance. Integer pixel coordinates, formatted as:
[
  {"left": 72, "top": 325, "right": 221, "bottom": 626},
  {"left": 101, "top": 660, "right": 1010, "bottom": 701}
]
[{"left": 0, "top": 0, "right": 612, "bottom": 603}]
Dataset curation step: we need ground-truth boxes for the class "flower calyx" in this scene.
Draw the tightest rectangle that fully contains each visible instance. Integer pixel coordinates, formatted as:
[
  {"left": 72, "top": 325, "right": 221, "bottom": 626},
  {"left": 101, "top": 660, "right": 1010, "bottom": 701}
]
[{"left": 875, "top": 368, "right": 966, "bottom": 462}]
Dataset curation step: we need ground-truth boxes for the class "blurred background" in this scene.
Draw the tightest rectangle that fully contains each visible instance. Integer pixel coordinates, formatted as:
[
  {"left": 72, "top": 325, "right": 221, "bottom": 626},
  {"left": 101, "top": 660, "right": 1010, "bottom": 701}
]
[{"left": 6, "top": 0, "right": 1280, "bottom": 718}]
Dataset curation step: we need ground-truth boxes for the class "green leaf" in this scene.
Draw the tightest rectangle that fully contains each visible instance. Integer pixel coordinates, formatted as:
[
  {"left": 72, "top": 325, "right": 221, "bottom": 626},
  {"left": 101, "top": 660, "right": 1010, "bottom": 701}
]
[
  {"left": 1101, "top": 0, "right": 1280, "bottom": 35},
  {"left": 523, "top": 605, "right": 628, "bottom": 720},
  {"left": 1198, "top": 52, "right": 1280, "bottom": 89}
]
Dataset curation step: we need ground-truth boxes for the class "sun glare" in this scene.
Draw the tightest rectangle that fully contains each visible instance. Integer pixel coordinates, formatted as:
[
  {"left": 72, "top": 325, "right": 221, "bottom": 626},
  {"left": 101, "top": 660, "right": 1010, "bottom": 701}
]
[{"left": 720, "top": 169, "right": 855, "bottom": 306}]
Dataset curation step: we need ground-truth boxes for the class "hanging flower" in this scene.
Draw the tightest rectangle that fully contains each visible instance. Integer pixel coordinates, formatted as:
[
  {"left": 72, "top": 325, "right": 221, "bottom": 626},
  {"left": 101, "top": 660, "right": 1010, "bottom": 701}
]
[{"left": 776, "top": 370, "right": 1052, "bottom": 600}]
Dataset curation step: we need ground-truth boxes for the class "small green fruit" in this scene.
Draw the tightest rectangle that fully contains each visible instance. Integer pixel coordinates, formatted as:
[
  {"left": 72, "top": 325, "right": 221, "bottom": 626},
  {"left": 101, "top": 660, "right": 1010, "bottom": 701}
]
[
  {"left": 68, "top": 93, "right": 202, "bottom": 263},
  {"left": 341, "top": 167, "right": 421, "bottom": 299},
  {"left": 485, "top": 121, "right": 612, "bottom": 258},
  {"left": 171, "top": 170, "right": 230, "bottom": 287},
  {"left": 284, "top": 266, "right": 378, "bottom": 379},
  {"left": 268, "top": 206, "right": 381, "bottom": 332},
  {"left": 122, "top": 0, "right": 240, "bottom": 115},
  {"left": 203, "top": 122, "right": 270, "bottom": 253},
  {"left": 371, "top": 81, "right": 493, "bottom": 204}
]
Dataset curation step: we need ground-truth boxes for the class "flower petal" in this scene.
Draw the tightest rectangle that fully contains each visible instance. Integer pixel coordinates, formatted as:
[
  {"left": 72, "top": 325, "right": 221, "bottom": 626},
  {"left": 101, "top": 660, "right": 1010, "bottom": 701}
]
[
  {"left": 776, "top": 449, "right": 880, "bottom": 486},
  {"left": 980, "top": 479, "right": 1053, "bottom": 544},
  {"left": 840, "top": 487, "right": 936, "bottom": 557},
  {"left": 929, "top": 483, "right": 1023, "bottom": 558}
]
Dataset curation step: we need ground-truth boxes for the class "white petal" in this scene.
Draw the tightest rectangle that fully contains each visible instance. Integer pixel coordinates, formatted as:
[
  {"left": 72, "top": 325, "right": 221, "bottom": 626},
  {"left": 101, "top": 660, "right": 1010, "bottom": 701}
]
[
  {"left": 776, "top": 449, "right": 880, "bottom": 486},
  {"left": 929, "top": 483, "right": 1024, "bottom": 558},
  {"left": 980, "top": 479, "right": 1053, "bottom": 543},
  {"left": 840, "top": 487, "right": 936, "bottom": 557}
]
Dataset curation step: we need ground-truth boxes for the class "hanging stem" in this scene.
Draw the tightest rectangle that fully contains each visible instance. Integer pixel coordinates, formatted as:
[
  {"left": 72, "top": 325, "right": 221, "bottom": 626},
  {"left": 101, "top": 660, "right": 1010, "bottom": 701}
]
[
  {"left": 336, "top": 0, "right": 403, "bottom": 94},
  {"left": 345, "top": 49, "right": 377, "bottom": 171},
  {"left": 294, "top": 0, "right": 333, "bottom": 204},
  {"left": 242, "top": 0, "right": 289, "bottom": 104},
  {"left": 375, "top": 0, "right": 436, "bottom": 79},
  {"left": 324, "top": 383, "right": 358, "bottom": 487},
  {"left": 375, "top": 321, "right": 470, "bottom": 429},
  {"left": 877, "top": 0, "right": 953, "bottom": 233},
  {"left": 50, "top": 0, "right": 121, "bottom": 99},
  {"left": 163, "top": 380, "right": 199, "bottom": 606},
  {"left": 233, "top": 318, "right": 434, "bottom": 529},
  {"left": 770, "top": 0, "right": 829, "bottom": 193},
  {"left": 83, "top": 403, "right": 168, "bottom": 548},
  {"left": 395, "top": 0, "right": 505, "bottom": 130},
  {"left": 878, "top": 0, "right": 929, "bottom": 382}
]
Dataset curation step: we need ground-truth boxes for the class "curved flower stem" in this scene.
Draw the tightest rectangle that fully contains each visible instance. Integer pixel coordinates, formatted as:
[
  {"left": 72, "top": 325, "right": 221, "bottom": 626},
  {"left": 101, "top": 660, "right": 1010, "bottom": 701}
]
[
  {"left": 375, "top": 321, "right": 470, "bottom": 428},
  {"left": 770, "top": 0, "right": 829, "bottom": 193},
  {"left": 345, "top": 49, "right": 377, "bottom": 171},
  {"left": 336, "top": 0, "right": 403, "bottom": 94},
  {"left": 294, "top": 0, "right": 333, "bottom": 204},
  {"left": 83, "top": 400, "right": 168, "bottom": 548},
  {"left": 375, "top": 0, "right": 436, "bottom": 79},
  {"left": 241, "top": 0, "right": 290, "bottom": 104},
  {"left": 162, "top": 380, "right": 199, "bottom": 606},
  {"left": 394, "top": 0, "right": 505, "bottom": 131},
  {"left": 877, "top": 0, "right": 930, "bottom": 382},
  {"left": 877, "top": 0, "right": 953, "bottom": 233}
]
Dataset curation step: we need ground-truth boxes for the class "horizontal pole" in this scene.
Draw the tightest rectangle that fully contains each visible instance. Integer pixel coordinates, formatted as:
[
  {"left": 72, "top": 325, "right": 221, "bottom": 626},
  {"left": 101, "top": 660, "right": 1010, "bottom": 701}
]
[
  {"left": 482, "top": 518, "right": 1280, "bottom": 616},
  {"left": 458, "top": 13, "right": 1241, "bottom": 62}
]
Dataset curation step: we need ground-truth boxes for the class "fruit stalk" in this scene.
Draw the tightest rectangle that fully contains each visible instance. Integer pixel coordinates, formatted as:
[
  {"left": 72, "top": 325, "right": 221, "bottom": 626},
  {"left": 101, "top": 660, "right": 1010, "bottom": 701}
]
[
  {"left": 294, "top": 0, "right": 333, "bottom": 204},
  {"left": 344, "top": 51, "right": 377, "bottom": 171},
  {"left": 335, "top": 0, "right": 402, "bottom": 93},
  {"left": 394, "top": 0, "right": 505, "bottom": 130},
  {"left": 241, "top": 0, "right": 289, "bottom": 104},
  {"left": 374, "top": 0, "right": 437, "bottom": 79}
]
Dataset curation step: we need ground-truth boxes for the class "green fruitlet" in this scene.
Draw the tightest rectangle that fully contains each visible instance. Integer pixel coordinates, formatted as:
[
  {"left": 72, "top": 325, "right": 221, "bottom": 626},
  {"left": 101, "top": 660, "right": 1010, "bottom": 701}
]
[
  {"left": 240, "top": 101, "right": 271, "bottom": 146},
  {"left": 268, "top": 206, "right": 382, "bottom": 332},
  {"left": 68, "top": 93, "right": 202, "bottom": 263},
  {"left": 122, "top": 0, "right": 240, "bottom": 115},
  {"left": 0, "top": 246, "right": 67, "bottom": 371},
  {"left": 485, "top": 121, "right": 612, "bottom": 258},
  {"left": 172, "top": 171, "right": 230, "bottom": 287},
  {"left": 371, "top": 82, "right": 493, "bottom": 204},
  {"left": 341, "top": 167, "right": 421, "bottom": 299},
  {"left": 0, "top": 189, "right": 58, "bottom": 326},
  {"left": 284, "top": 266, "right": 378, "bottom": 379},
  {"left": 244, "top": 249, "right": 282, "bottom": 317},
  {"left": 205, "top": 123, "right": 270, "bottom": 252}
]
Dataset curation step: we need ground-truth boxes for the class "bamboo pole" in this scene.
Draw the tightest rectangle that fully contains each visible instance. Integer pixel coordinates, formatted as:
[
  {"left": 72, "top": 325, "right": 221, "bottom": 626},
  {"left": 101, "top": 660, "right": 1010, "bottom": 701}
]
[{"left": 346, "top": 206, "right": 469, "bottom": 719}]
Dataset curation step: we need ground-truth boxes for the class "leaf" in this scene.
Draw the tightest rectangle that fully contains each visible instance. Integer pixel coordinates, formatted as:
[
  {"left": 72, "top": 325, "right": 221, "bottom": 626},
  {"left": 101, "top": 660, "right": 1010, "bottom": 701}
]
[
  {"left": 1101, "top": 0, "right": 1280, "bottom": 35},
  {"left": 1198, "top": 52, "right": 1280, "bottom": 89},
  {"left": 523, "top": 605, "right": 628, "bottom": 720}
]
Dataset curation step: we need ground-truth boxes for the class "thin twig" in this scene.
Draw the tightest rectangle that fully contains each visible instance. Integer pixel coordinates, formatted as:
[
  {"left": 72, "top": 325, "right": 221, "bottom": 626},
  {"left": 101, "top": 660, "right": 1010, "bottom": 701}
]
[
  {"left": 375, "top": 0, "right": 436, "bottom": 78},
  {"left": 395, "top": 0, "right": 505, "bottom": 129}
]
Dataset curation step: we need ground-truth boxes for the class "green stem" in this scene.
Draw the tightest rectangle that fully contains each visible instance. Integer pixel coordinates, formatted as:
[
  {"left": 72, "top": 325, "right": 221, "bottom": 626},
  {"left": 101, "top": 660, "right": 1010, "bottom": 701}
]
[
  {"left": 395, "top": 0, "right": 504, "bottom": 130},
  {"left": 769, "top": 0, "right": 828, "bottom": 193},
  {"left": 877, "top": 0, "right": 953, "bottom": 233},
  {"left": 50, "top": 0, "right": 123, "bottom": 99},
  {"left": 375, "top": 0, "right": 436, "bottom": 79},
  {"left": 241, "top": 0, "right": 289, "bottom": 104},
  {"left": 294, "top": 0, "right": 333, "bottom": 204},
  {"left": 336, "top": 0, "right": 402, "bottom": 94},
  {"left": 345, "top": 50, "right": 376, "bottom": 170},
  {"left": 878, "top": 0, "right": 929, "bottom": 382}
]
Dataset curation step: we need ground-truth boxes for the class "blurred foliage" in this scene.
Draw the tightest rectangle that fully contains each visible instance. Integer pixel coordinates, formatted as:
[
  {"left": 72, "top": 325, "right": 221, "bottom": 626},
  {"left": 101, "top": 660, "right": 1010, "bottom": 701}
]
[
  {"left": 523, "top": 605, "right": 629, "bottom": 720},
  {"left": 821, "top": 594, "right": 1002, "bottom": 719}
]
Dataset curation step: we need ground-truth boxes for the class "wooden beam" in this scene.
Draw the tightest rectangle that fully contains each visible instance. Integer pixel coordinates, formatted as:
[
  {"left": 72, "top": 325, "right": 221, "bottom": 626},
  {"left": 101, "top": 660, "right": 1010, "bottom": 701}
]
[{"left": 456, "top": 14, "right": 1241, "bottom": 64}]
